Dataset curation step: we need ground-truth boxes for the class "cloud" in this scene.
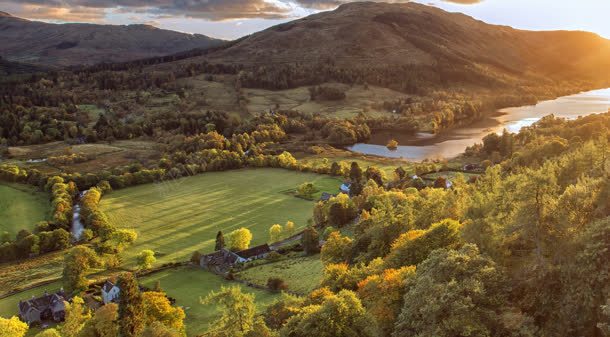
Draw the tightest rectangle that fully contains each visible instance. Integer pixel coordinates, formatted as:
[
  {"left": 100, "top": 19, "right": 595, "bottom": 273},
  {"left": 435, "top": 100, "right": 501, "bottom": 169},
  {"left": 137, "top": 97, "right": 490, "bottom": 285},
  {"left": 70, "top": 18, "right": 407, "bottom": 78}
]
[
  {"left": 442, "top": 0, "right": 482, "bottom": 3},
  {"left": 0, "top": 0, "right": 293, "bottom": 21}
]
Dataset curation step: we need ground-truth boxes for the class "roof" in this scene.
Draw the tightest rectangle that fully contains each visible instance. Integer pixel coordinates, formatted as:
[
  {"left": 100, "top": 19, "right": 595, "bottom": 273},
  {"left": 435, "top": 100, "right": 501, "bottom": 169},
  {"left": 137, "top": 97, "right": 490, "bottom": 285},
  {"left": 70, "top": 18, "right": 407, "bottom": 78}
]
[
  {"left": 236, "top": 244, "right": 271, "bottom": 259},
  {"left": 102, "top": 281, "right": 116, "bottom": 293},
  {"left": 201, "top": 249, "right": 240, "bottom": 267},
  {"left": 19, "top": 291, "right": 67, "bottom": 315}
]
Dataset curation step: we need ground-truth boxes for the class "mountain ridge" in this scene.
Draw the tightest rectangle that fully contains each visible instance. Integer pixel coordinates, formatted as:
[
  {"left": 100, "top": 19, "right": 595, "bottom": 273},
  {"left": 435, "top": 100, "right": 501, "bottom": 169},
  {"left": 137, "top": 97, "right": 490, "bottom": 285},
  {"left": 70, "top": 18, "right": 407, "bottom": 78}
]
[{"left": 0, "top": 13, "right": 225, "bottom": 67}]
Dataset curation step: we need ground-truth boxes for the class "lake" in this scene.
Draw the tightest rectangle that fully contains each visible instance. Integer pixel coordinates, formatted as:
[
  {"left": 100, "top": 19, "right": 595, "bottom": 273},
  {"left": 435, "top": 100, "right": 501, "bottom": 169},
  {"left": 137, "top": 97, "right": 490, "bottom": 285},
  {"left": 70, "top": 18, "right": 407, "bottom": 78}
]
[{"left": 348, "top": 88, "right": 610, "bottom": 161}]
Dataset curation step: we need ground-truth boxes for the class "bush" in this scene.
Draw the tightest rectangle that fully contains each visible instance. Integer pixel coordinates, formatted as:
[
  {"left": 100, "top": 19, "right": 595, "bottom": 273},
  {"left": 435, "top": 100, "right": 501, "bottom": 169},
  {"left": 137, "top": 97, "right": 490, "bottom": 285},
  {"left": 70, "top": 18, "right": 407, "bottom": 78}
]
[{"left": 267, "top": 277, "right": 288, "bottom": 292}]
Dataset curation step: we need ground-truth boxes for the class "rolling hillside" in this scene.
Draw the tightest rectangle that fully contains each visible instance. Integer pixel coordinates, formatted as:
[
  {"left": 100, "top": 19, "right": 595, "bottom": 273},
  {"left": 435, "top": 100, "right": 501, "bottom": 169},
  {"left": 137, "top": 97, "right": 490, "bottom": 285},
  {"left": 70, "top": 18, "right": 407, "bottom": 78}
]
[{"left": 0, "top": 11, "right": 224, "bottom": 67}]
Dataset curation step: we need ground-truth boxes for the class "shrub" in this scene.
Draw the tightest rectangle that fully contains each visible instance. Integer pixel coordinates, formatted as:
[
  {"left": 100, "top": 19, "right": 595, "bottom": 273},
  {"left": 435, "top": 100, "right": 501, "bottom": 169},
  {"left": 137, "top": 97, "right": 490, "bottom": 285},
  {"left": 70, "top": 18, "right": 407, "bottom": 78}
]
[{"left": 267, "top": 277, "right": 288, "bottom": 292}]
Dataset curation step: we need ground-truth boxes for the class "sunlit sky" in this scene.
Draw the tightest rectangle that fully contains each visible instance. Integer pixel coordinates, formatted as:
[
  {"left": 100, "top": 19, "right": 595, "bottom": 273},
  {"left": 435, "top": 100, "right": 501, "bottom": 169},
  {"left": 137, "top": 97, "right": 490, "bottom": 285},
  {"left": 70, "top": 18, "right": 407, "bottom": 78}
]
[{"left": 1, "top": 0, "right": 609, "bottom": 41}]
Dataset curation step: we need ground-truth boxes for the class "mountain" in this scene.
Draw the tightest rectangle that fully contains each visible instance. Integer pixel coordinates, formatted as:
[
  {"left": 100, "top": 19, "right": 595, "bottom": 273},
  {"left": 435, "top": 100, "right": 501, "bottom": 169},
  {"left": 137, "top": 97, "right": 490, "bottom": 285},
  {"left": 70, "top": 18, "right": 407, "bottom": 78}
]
[
  {"left": 0, "top": 13, "right": 225, "bottom": 67},
  {"left": 200, "top": 2, "right": 610, "bottom": 84}
]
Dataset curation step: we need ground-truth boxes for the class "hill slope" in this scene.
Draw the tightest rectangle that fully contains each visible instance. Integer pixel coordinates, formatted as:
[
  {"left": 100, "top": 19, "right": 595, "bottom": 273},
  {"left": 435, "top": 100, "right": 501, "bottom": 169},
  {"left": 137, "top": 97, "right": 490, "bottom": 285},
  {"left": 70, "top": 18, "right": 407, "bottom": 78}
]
[
  {"left": 0, "top": 12, "right": 224, "bottom": 67},
  {"left": 201, "top": 2, "right": 610, "bottom": 85}
]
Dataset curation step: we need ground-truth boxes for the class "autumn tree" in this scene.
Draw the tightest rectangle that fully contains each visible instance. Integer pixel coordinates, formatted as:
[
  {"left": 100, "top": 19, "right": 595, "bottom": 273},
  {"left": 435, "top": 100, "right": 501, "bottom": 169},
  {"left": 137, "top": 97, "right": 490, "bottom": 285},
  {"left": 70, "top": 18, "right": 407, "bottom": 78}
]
[
  {"left": 284, "top": 221, "right": 296, "bottom": 238},
  {"left": 79, "top": 302, "right": 119, "bottom": 337},
  {"left": 137, "top": 250, "right": 156, "bottom": 270},
  {"left": 62, "top": 296, "right": 91, "bottom": 337},
  {"left": 269, "top": 224, "right": 283, "bottom": 243},
  {"left": 227, "top": 228, "right": 253, "bottom": 251},
  {"left": 321, "top": 231, "right": 353, "bottom": 264},
  {"left": 63, "top": 246, "right": 99, "bottom": 293},
  {"left": 0, "top": 316, "right": 28, "bottom": 337},
  {"left": 142, "top": 291, "right": 186, "bottom": 334},
  {"left": 118, "top": 273, "right": 144, "bottom": 337},
  {"left": 34, "top": 329, "right": 61, "bottom": 337}
]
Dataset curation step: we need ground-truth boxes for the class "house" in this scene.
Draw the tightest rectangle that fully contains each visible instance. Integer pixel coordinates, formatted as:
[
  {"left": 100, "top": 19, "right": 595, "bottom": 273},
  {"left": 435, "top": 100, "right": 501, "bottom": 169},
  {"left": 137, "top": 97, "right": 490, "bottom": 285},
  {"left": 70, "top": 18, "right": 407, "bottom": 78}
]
[
  {"left": 340, "top": 182, "right": 351, "bottom": 194},
  {"left": 101, "top": 281, "right": 120, "bottom": 304},
  {"left": 200, "top": 248, "right": 244, "bottom": 273},
  {"left": 236, "top": 244, "right": 271, "bottom": 261},
  {"left": 19, "top": 291, "right": 67, "bottom": 325}
]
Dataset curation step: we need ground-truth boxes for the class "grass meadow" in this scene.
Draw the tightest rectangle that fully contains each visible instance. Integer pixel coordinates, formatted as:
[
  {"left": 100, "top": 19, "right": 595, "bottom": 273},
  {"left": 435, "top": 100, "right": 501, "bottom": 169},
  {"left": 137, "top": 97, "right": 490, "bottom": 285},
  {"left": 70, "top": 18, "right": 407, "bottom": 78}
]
[
  {"left": 100, "top": 168, "right": 342, "bottom": 269},
  {"left": 0, "top": 183, "right": 50, "bottom": 236},
  {"left": 237, "top": 254, "right": 323, "bottom": 295},
  {"left": 140, "top": 267, "right": 281, "bottom": 336}
]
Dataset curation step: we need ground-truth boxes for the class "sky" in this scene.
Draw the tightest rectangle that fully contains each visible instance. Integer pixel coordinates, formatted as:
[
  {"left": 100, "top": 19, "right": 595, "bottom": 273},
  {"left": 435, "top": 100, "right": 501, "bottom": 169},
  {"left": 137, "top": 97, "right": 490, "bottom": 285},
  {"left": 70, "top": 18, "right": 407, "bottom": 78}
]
[{"left": 1, "top": 0, "right": 609, "bottom": 40}]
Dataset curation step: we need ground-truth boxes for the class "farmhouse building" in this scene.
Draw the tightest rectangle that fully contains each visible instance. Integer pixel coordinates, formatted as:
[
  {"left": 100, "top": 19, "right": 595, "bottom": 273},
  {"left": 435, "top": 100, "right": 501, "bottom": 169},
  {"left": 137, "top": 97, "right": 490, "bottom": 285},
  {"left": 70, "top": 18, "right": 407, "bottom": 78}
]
[
  {"left": 18, "top": 291, "right": 67, "bottom": 325},
  {"left": 101, "top": 281, "right": 120, "bottom": 304},
  {"left": 200, "top": 248, "right": 244, "bottom": 273},
  {"left": 236, "top": 244, "right": 271, "bottom": 261}
]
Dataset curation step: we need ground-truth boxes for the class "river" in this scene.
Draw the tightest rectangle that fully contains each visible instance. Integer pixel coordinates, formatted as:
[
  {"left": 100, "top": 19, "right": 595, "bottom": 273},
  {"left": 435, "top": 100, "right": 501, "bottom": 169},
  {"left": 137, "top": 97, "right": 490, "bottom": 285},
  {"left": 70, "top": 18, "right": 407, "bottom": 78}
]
[
  {"left": 348, "top": 88, "right": 610, "bottom": 161},
  {"left": 71, "top": 190, "right": 87, "bottom": 241}
]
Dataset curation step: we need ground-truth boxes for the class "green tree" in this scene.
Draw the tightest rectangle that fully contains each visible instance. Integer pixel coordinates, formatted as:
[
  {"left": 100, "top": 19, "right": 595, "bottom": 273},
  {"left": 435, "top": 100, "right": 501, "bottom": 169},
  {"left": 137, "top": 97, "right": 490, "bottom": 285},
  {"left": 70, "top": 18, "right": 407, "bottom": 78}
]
[
  {"left": 301, "top": 226, "right": 320, "bottom": 255},
  {"left": 202, "top": 286, "right": 256, "bottom": 337},
  {"left": 227, "top": 228, "right": 253, "bottom": 251},
  {"left": 393, "top": 245, "right": 507, "bottom": 337},
  {"left": 79, "top": 303, "right": 119, "bottom": 337},
  {"left": 296, "top": 182, "right": 316, "bottom": 199},
  {"left": 140, "top": 322, "right": 182, "bottom": 337},
  {"left": 280, "top": 290, "right": 373, "bottom": 337},
  {"left": 137, "top": 250, "right": 156, "bottom": 270},
  {"left": 0, "top": 316, "right": 28, "bottom": 337},
  {"left": 215, "top": 231, "right": 225, "bottom": 251},
  {"left": 118, "top": 273, "right": 144, "bottom": 337}
]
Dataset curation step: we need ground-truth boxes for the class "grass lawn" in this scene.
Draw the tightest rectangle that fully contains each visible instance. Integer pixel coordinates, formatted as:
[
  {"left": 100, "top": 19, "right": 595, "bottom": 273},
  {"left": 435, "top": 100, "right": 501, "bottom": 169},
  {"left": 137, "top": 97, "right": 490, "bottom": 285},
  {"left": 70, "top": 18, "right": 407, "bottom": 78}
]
[
  {"left": 140, "top": 267, "right": 280, "bottom": 337},
  {"left": 0, "top": 183, "right": 50, "bottom": 236},
  {"left": 237, "top": 254, "right": 323, "bottom": 295},
  {"left": 100, "top": 168, "right": 342, "bottom": 269}
]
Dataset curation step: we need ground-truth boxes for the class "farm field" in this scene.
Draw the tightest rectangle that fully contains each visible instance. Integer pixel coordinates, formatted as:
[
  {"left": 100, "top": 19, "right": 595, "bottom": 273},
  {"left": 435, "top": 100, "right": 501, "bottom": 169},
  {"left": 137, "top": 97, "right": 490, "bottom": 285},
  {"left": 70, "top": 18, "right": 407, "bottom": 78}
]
[
  {"left": 237, "top": 254, "right": 323, "bottom": 295},
  {"left": 0, "top": 251, "right": 65, "bottom": 297},
  {"left": 0, "top": 183, "right": 50, "bottom": 236},
  {"left": 100, "top": 168, "right": 342, "bottom": 269},
  {"left": 140, "top": 267, "right": 280, "bottom": 337}
]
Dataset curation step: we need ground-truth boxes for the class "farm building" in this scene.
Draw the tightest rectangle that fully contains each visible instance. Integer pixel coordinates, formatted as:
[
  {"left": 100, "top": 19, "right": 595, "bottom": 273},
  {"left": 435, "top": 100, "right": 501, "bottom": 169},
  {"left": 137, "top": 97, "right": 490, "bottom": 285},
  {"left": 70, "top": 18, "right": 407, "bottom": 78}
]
[{"left": 236, "top": 244, "right": 271, "bottom": 261}]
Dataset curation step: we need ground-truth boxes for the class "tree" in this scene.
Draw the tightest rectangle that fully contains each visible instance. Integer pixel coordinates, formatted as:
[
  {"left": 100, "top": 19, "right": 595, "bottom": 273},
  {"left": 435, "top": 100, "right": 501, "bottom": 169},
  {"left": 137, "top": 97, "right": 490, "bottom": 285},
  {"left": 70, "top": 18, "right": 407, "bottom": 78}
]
[
  {"left": 63, "top": 246, "right": 99, "bottom": 293},
  {"left": 79, "top": 303, "right": 119, "bottom": 337},
  {"left": 215, "top": 231, "right": 225, "bottom": 251},
  {"left": 137, "top": 250, "right": 156, "bottom": 270},
  {"left": 227, "top": 228, "right": 253, "bottom": 251},
  {"left": 269, "top": 224, "right": 283, "bottom": 243},
  {"left": 393, "top": 245, "right": 507, "bottom": 337},
  {"left": 326, "top": 194, "right": 357, "bottom": 227},
  {"left": 321, "top": 232, "right": 353, "bottom": 264},
  {"left": 140, "top": 322, "right": 182, "bottom": 337},
  {"left": 280, "top": 290, "right": 374, "bottom": 337},
  {"left": 0, "top": 316, "right": 28, "bottom": 337},
  {"left": 349, "top": 162, "right": 363, "bottom": 183},
  {"left": 245, "top": 317, "right": 276, "bottom": 337},
  {"left": 384, "top": 219, "right": 462, "bottom": 269},
  {"left": 118, "top": 273, "right": 144, "bottom": 337},
  {"left": 202, "top": 286, "right": 256, "bottom": 337},
  {"left": 142, "top": 291, "right": 186, "bottom": 334},
  {"left": 284, "top": 221, "right": 296, "bottom": 238},
  {"left": 34, "top": 329, "right": 61, "bottom": 337},
  {"left": 301, "top": 226, "right": 320, "bottom": 255},
  {"left": 62, "top": 296, "right": 91, "bottom": 337},
  {"left": 296, "top": 182, "right": 316, "bottom": 199}
]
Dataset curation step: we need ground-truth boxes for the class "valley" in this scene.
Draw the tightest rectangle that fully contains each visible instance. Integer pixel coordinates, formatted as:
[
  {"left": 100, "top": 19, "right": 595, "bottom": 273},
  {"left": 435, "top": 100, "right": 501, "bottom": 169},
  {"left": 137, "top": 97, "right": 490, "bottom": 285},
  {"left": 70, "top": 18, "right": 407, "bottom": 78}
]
[{"left": 0, "top": 2, "right": 609, "bottom": 337}]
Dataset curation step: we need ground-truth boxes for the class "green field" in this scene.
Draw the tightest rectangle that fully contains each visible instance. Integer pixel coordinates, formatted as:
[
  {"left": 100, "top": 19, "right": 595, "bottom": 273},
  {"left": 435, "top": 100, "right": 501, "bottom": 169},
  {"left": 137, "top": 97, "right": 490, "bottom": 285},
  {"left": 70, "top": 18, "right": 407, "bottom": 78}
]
[
  {"left": 100, "top": 168, "right": 342, "bottom": 268},
  {"left": 237, "top": 254, "right": 323, "bottom": 295},
  {"left": 140, "top": 267, "right": 280, "bottom": 336},
  {"left": 0, "top": 183, "right": 50, "bottom": 236}
]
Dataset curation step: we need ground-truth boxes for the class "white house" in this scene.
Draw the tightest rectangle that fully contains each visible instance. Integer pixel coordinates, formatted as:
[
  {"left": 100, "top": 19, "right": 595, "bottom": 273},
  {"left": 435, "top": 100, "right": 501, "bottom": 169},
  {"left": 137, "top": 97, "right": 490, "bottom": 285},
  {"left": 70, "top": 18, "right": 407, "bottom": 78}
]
[
  {"left": 340, "top": 183, "right": 351, "bottom": 194},
  {"left": 101, "top": 281, "right": 120, "bottom": 304}
]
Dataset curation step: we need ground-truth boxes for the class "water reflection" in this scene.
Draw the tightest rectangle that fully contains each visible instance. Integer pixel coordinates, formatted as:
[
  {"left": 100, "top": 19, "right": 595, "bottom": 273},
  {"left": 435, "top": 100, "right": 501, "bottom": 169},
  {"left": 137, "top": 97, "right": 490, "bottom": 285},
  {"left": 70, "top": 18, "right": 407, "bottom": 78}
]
[{"left": 348, "top": 88, "right": 610, "bottom": 161}]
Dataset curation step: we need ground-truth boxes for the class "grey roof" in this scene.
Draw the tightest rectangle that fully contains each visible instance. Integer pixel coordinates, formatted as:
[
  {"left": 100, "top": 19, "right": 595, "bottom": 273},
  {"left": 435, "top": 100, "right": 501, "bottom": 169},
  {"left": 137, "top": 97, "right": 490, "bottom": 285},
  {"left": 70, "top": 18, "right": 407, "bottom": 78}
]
[
  {"left": 102, "top": 281, "right": 116, "bottom": 293},
  {"left": 236, "top": 244, "right": 271, "bottom": 259}
]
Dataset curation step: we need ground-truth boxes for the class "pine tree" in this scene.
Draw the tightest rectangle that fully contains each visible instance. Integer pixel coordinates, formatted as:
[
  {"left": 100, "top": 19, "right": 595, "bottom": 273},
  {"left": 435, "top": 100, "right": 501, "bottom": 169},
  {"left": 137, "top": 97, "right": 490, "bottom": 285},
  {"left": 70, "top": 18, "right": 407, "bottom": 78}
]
[
  {"left": 118, "top": 273, "right": 144, "bottom": 337},
  {"left": 215, "top": 231, "right": 225, "bottom": 251}
]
